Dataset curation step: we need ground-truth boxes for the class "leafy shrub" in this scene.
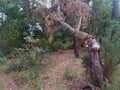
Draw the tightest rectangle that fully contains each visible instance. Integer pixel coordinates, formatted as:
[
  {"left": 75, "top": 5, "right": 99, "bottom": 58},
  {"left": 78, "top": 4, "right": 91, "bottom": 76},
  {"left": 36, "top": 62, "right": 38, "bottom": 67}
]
[
  {"left": 5, "top": 47, "right": 50, "bottom": 73},
  {"left": 0, "top": 19, "right": 21, "bottom": 55},
  {"left": 102, "top": 65, "right": 120, "bottom": 90},
  {"left": 51, "top": 40, "right": 73, "bottom": 51},
  {"left": 0, "top": 56, "right": 7, "bottom": 65},
  {"left": 82, "top": 55, "right": 90, "bottom": 66},
  {"left": 3, "top": 46, "right": 49, "bottom": 90},
  {"left": 50, "top": 30, "right": 75, "bottom": 51},
  {"left": 101, "top": 21, "right": 120, "bottom": 81}
]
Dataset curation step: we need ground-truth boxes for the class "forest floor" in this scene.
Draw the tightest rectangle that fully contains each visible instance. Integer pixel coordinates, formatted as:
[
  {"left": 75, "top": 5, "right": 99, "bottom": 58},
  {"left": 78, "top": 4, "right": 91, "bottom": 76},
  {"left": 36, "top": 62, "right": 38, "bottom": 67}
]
[
  {"left": 0, "top": 73, "right": 29, "bottom": 90},
  {"left": 0, "top": 48, "right": 89, "bottom": 90},
  {"left": 43, "top": 48, "right": 88, "bottom": 90}
]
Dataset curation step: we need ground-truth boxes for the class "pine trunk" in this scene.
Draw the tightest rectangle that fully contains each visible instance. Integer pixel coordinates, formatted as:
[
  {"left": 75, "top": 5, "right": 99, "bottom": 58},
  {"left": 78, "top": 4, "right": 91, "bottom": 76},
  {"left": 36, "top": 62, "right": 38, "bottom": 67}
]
[
  {"left": 73, "top": 36, "right": 80, "bottom": 58},
  {"left": 87, "top": 37, "right": 103, "bottom": 87}
]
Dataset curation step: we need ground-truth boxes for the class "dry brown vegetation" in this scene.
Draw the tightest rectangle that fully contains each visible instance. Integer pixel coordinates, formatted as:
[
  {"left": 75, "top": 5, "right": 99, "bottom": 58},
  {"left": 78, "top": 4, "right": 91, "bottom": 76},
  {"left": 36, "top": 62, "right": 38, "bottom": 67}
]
[{"left": 35, "top": 0, "right": 90, "bottom": 43}]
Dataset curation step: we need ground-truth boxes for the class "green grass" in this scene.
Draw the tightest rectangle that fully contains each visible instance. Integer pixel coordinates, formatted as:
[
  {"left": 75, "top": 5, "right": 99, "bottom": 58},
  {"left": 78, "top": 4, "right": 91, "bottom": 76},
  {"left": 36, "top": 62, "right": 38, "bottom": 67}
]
[
  {"left": 102, "top": 65, "right": 120, "bottom": 90},
  {"left": 0, "top": 80, "right": 5, "bottom": 90},
  {"left": 64, "top": 66, "right": 81, "bottom": 79},
  {"left": 6, "top": 59, "right": 49, "bottom": 90},
  {"left": 0, "top": 61, "right": 48, "bottom": 90}
]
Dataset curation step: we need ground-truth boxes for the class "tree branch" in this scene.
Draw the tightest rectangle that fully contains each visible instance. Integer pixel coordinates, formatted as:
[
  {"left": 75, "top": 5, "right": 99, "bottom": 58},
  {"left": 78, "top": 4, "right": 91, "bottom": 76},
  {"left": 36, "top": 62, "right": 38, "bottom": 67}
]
[
  {"left": 53, "top": 0, "right": 99, "bottom": 49},
  {"left": 76, "top": 16, "right": 82, "bottom": 31},
  {"left": 55, "top": 1, "right": 91, "bottom": 40},
  {"left": 59, "top": 20, "right": 89, "bottom": 40}
]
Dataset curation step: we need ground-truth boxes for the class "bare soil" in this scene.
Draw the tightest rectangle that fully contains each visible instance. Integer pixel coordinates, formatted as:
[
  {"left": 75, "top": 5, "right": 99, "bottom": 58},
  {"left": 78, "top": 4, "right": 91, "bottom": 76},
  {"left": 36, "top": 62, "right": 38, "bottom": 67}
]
[
  {"left": 0, "top": 73, "right": 21, "bottom": 90},
  {"left": 43, "top": 48, "right": 88, "bottom": 90}
]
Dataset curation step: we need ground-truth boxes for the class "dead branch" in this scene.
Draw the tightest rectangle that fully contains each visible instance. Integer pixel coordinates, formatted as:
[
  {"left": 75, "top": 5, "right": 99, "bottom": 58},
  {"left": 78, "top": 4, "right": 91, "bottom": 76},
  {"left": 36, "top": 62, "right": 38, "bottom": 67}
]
[{"left": 76, "top": 16, "right": 82, "bottom": 31}]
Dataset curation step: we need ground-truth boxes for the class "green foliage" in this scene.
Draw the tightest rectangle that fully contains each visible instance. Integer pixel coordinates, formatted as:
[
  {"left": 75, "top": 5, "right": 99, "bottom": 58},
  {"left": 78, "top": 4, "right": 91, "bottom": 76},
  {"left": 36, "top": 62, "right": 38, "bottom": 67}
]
[
  {"left": 102, "top": 66, "right": 120, "bottom": 90},
  {"left": 0, "top": 0, "right": 27, "bottom": 55},
  {"left": 36, "top": 36, "right": 49, "bottom": 49},
  {"left": 82, "top": 55, "right": 90, "bottom": 77},
  {"left": 89, "top": 0, "right": 120, "bottom": 85},
  {"left": 0, "top": 47, "right": 50, "bottom": 90},
  {"left": 50, "top": 30, "right": 74, "bottom": 51},
  {"left": 87, "top": 0, "right": 112, "bottom": 38},
  {"left": 0, "top": 0, "right": 24, "bottom": 20},
  {"left": 82, "top": 55, "right": 90, "bottom": 66},
  {"left": 101, "top": 21, "right": 120, "bottom": 80},
  {"left": 51, "top": 41, "right": 73, "bottom": 50},
  {"left": 18, "top": 65, "right": 46, "bottom": 90},
  {"left": 0, "top": 56, "right": 7, "bottom": 65},
  {"left": 5, "top": 47, "right": 50, "bottom": 73},
  {"left": 0, "top": 19, "right": 21, "bottom": 55}
]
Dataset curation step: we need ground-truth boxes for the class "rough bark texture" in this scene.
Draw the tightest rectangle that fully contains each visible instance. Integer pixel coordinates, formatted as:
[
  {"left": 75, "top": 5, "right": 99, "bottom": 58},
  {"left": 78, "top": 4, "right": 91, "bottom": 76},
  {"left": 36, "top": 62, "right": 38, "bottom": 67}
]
[
  {"left": 58, "top": 20, "right": 104, "bottom": 87},
  {"left": 73, "top": 36, "right": 80, "bottom": 58},
  {"left": 87, "top": 37, "right": 103, "bottom": 87}
]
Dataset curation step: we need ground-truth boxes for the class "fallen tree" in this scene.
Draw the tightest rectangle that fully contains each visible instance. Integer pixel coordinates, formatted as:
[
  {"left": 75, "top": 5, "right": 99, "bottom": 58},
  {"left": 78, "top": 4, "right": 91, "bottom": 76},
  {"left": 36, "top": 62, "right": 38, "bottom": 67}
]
[
  {"left": 36, "top": 0, "right": 104, "bottom": 87},
  {"left": 34, "top": 0, "right": 90, "bottom": 58}
]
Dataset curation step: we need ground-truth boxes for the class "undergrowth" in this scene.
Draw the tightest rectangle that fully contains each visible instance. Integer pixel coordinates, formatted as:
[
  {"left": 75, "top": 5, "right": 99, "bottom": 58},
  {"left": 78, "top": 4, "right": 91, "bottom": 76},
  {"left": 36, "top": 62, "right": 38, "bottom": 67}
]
[
  {"left": 64, "top": 60, "right": 85, "bottom": 79},
  {"left": 64, "top": 65, "right": 81, "bottom": 79},
  {"left": 102, "top": 65, "right": 120, "bottom": 90},
  {"left": 0, "top": 47, "right": 51, "bottom": 90}
]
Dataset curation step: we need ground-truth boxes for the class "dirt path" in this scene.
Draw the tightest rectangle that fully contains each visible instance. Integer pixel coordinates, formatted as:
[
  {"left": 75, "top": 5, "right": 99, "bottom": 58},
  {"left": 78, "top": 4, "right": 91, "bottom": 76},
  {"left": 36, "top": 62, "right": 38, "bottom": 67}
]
[
  {"left": 43, "top": 48, "right": 87, "bottom": 90},
  {"left": 0, "top": 73, "right": 21, "bottom": 90},
  {"left": 0, "top": 48, "right": 88, "bottom": 90}
]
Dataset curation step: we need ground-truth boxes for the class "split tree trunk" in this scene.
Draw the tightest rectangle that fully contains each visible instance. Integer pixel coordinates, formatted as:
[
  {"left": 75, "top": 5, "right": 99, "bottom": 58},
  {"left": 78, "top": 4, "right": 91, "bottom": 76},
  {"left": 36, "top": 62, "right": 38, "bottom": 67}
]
[
  {"left": 50, "top": 2, "right": 104, "bottom": 86},
  {"left": 59, "top": 20, "right": 104, "bottom": 87},
  {"left": 87, "top": 37, "right": 103, "bottom": 87}
]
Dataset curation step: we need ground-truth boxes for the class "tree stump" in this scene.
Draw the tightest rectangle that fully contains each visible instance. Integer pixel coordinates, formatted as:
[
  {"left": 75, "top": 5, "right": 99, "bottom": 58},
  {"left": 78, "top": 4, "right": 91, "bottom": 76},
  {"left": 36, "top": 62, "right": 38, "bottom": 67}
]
[{"left": 87, "top": 37, "right": 104, "bottom": 87}]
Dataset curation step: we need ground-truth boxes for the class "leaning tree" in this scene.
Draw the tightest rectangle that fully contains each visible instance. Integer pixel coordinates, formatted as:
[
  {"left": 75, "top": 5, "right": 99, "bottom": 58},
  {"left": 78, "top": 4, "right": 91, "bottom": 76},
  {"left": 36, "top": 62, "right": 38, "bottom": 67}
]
[
  {"left": 35, "top": 0, "right": 104, "bottom": 87},
  {"left": 34, "top": 1, "right": 84, "bottom": 58}
]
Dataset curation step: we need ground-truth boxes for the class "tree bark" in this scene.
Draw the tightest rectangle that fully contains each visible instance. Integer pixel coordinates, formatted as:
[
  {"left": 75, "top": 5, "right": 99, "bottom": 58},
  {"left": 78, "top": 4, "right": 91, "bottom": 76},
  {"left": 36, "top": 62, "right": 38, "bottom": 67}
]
[
  {"left": 66, "top": 16, "right": 81, "bottom": 58},
  {"left": 73, "top": 36, "right": 80, "bottom": 58},
  {"left": 87, "top": 37, "right": 103, "bottom": 87},
  {"left": 59, "top": 20, "right": 104, "bottom": 87},
  {"left": 23, "top": 0, "right": 31, "bottom": 21}
]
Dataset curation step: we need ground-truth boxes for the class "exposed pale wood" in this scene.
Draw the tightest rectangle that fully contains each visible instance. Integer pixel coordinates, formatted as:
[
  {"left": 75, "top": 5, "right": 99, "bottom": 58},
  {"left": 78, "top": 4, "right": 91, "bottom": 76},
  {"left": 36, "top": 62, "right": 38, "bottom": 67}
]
[
  {"left": 59, "top": 20, "right": 90, "bottom": 40},
  {"left": 88, "top": 37, "right": 103, "bottom": 87}
]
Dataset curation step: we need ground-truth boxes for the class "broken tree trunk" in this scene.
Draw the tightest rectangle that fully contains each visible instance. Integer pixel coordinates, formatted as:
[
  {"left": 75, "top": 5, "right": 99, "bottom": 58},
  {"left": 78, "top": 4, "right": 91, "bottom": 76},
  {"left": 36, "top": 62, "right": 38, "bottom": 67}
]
[
  {"left": 87, "top": 37, "right": 103, "bottom": 87},
  {"left": 48, "top": 1, "right": 104, "bottom": 86},
  {"left": 58, "top": 20, "right": 104, "bottom": 87}
]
